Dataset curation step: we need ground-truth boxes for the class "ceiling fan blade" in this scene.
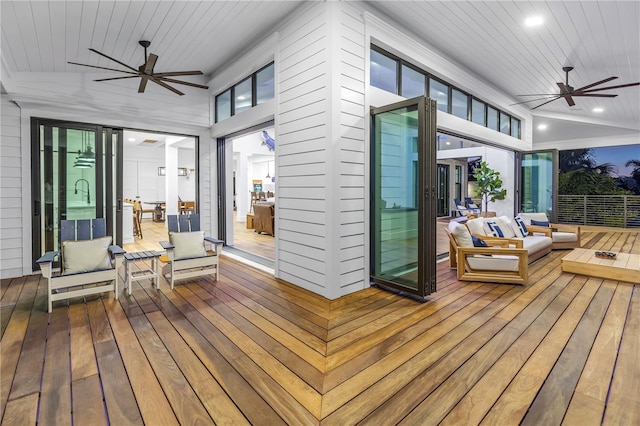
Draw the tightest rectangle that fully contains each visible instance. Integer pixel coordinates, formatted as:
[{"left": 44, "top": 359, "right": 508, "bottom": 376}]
[
  {"left": 574, "top": 76, "right": 618, "bottom": 92},
  {"left": 557, "top": 82, "right": 571, "bottom": 94},
  {"left": 153, "top": 71, "right": 203, "bottom": 77},
  {"left": 516, "top": 93, "right": 560, "bottom": 97},
  {"left": 564, "top": 96, "right": 576, "bottom": 107},
  {"left": 510, "top": 96, "right": 559, "bottom": 106},
  {"left": 138, "top": 76, "right": 149, "bottom": 93},
  {"left": 94, "top": 75, "right": 139, "bottom": 82},
  {"left": 571, "top": 93, "right": 618, "bottom": 98},
  {"left": 68, "top": 61, "right": 138, "bottom": 75},
  {"left": 88, "top": 48, "right": 138, "bottom": 72},
  {"left": 150, "top": 77, "right": 185, "bottom": 96},
  {"left": 531, "top": 96, "right": 562, "bottom": 110},
  {"left": 157, "top": 77, "right": 209, "bottom": 89},
  {"left": 580, "top": 82, "right": 640, "bottom": 93},
  {"left": 143, "top": 53, "right": 158, "bottom": 74}
]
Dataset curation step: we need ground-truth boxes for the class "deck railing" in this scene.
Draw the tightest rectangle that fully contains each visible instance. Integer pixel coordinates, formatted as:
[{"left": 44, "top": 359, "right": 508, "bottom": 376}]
[{"left": 557, "top": 195, "right": 640, "bottom": 228}]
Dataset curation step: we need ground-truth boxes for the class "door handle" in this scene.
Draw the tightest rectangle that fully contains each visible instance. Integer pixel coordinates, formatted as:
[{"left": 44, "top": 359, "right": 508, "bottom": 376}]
[
  {"left": 117, "top": 199, "right": 122, "bottom": 211},
  {"left": 34, "top": 200, "right": 40, "bottom": 216}
]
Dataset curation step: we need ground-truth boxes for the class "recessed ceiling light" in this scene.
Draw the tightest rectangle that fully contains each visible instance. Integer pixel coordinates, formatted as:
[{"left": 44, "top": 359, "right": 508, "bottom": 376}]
[
  {"left": 537, "top": 124, "right": 548, "bottom": 130},
  {"left": 525, "top": 16, "right": 544, "bottom": 27},
  {"left": 128, "top": 138, "right": 135, "bottom": 142},
  {"left": 237, "top": 95, "right": 246, "bottom": 100},
  {"left": 593, "top": 107, "right": 604, "bottom": 113}
]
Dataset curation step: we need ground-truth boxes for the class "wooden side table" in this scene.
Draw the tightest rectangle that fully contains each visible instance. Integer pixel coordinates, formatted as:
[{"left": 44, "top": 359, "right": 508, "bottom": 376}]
[{"left": 124, "top": 251, "right": 161, "bottom": 294}]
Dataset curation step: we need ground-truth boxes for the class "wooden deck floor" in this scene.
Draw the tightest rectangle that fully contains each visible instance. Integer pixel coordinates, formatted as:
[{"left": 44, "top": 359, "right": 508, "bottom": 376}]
[{"left": 1, "top": 230, "right": 638, "bottom": 425}]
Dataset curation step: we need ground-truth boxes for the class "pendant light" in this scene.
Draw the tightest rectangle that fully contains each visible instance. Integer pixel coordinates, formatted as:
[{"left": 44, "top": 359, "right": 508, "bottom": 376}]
[
  {"left": 74, "top": 131, "right": 95, "bottom": 168},
  {"left": 265, "top": 161, "right": 271, "bottom": 179}
]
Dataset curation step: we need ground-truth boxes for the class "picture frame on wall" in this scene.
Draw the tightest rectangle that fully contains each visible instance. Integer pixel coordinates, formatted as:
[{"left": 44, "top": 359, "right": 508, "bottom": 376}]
[{"left": 158, "top": 167, "right": 166, "bottom": 176}]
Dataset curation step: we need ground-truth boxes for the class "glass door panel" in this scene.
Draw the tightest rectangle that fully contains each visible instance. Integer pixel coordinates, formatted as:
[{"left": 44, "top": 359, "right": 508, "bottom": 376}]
[
  {"left": 437, "top": 164, "right": 450, "bottom": 217},
  {"left": 371, "top": 97, "right": 437, "bottom": 297},
  {"left": 519, "top": 150, "right": 558, "bottom": 221},
  {"left": 31, "top": 119, "right": 122, "bottom": 269}
]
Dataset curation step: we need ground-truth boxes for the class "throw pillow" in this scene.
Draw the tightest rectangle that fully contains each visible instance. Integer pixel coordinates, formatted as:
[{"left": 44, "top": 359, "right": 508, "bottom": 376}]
[
  {"left": 531, "top": 219, "right": 550, "bottom": 227},
  {"left": 169, "top": 231, "right": 206, "bottom": 260},
  {"left": 485, "top": 221, "right": 504, "bottom": 238},
  {"left": 466, "top": 217, "right": 487, "bottom": 236},
  {"left": 495, "top": 216, "right": 516, "bottom": 238},
  {"left": 513, "top": 217, "right": 529, "bottom": 238},
  {"left": 449, "top": 222, "right": 473, "bottom": 247},
  {"left": 472, "top": 236, "right": 488, "bottom": 247},
  {"left": 62, "top": 236, "right": 112, "bottom": 275}
]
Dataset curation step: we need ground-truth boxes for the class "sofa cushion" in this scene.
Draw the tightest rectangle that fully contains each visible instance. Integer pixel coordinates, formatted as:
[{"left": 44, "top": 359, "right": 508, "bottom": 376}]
[
  {"left": 466, "top": 217, "right": 487, "bottom": 236},
  {"left": 513, "top": 217, "right": 529, "bottom": 238},
  {"left": 449, "top": 221, "right": 473, "bottom": 247},
  {"left": 552, "top": 231, "right": 578, "bottom": 243},
  {"left": 62, "top": 236, "right": 112, "bottom": 275},
  {"left": 520, "top": 235, "right": 552, "bottom": 254},
  {"left": 467, "top": 255, "right": 520, "bottom": 272},
  {"left": 169, "top": 231, "right": 206, "bottom": 260}
]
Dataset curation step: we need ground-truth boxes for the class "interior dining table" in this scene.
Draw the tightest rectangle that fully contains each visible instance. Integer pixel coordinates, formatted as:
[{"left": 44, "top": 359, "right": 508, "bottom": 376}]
[{"left": 145, "top": 201, "right": 166, "bottom": 222}]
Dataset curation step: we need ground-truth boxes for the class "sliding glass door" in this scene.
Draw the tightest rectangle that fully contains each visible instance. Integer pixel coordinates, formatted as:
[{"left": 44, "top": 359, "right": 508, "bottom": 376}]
[
  {"left": 31, "top": 118, "right": 123, "bottom": 269},
  {"left": 518, "top": 150, "right": 558, "bottom": 221},
  {"left": 371, "top": 97, "right": 437, "bottom": 297}
]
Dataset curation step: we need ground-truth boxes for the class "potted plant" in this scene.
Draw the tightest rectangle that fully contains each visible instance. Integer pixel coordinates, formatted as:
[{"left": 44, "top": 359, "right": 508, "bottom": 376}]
[{"left": 473, "top": 161, "right": 507, "bottom": 215}]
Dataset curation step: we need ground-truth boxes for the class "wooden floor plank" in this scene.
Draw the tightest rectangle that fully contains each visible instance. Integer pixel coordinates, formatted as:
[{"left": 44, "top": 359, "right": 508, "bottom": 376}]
[
  {"left": 103, "top": 296, "right": 179, "bottom": 425},
  {"left": 563, "top": 282, "right": 633, "bottom": 423},
  {"left": 155, "top": 282, "right": 286, "bottom": 425},
  {"left": 69, "top": 303, "right": 99, "bottom": 380},
  {"left": 603, "top": 282, "right": 640, "bottom": 425},
  {"left": 7, "top": 276, "right": 48, "bottom": 401},
  {"left": 127, "top": 314, "right": 214, "bottom": 424},
  {"left": 437, "top": 275, "right": 587, "bottom": 426},
  {"left": 481, "top": 277, "right": 608, "bottom": 425},
  {"left": 1, "top": 393, "right": 38, "bottom": 426},
  {"left": 72, "top": 375, "right": 107, "bottom": 426},
  {"left": 521, "top": 282, "right": 615, "bottom": 425},
  {"left": 38, "top": 306, "right": 71, "bottom": 425}
]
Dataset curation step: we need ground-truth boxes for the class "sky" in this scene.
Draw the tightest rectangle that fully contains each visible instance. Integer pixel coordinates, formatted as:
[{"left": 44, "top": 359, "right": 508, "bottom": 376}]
[{"left": 591, "top": 144, "right": 640, "bottom": 177}]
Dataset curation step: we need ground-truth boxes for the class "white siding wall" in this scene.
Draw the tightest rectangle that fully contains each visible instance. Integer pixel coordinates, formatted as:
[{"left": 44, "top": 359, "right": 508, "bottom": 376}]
[
  {"left": 275, "top": 1, "right": 368, "bottom": 298},
  {"left": 276, "top": 1, "right": 330, "bottom": 293},
  {"left": 0, "top": 95, "right": 23, "bottom": 278}
]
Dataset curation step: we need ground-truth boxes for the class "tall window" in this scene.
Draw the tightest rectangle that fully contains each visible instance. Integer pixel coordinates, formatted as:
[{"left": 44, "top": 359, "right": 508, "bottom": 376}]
[
  {"left": 429, "top": 78, "right": 449, "bottom": 112},
  {"left": 451, "top": 89, "right": 469, "bottom": 119},
  {"left": 401, "top": 65, "right": 426, "bottom": 98},
  {"left": 371, "top": 49, "right": 398, "bottom": 93},
  {"left": 216, "top": 90, "right": 231, "bottom": 122},
  {"left": 471, "top": 98, "right": 486, "bottom": 126},
  {"left": 256, "top": 64, "right": 274, "bottom": 104}
]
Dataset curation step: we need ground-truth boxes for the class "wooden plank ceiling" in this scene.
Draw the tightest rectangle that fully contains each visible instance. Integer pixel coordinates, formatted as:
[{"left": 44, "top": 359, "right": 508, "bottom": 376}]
[{"left": 1, "top": 1, "right": 638, "bottom": 134}]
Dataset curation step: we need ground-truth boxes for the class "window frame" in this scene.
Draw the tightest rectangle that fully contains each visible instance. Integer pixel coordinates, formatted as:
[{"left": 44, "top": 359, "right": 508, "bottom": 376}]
[{"left": 214, "top": 62, "right": 275, "bottom": 123}]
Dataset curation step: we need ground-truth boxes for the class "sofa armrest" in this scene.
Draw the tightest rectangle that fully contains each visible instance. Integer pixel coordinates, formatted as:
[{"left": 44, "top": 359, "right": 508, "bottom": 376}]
[
  {"left": 526, "top": 225, "right": 552, "bottom": 237},
  {"left": 37, "top": 251, "right": 59, "bottom": 264},
  {"left": 204, "top": 236, "right": 224, "bottom": 245}
]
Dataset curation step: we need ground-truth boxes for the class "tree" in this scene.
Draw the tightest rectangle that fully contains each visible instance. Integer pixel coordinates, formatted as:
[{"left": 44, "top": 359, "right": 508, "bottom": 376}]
[
  {"left": 559, "top": 149, "right": 596, "bottom": 173},
  {"left": 472, "top": 161, "right": 507, "bottom": 213}
]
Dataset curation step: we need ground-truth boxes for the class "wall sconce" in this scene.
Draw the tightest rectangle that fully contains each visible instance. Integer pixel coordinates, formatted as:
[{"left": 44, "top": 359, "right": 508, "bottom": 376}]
[
  {"left": 178, "top": 167, "right": 188, "bottom": 176},
  {"left": 158, "top": 167, "right": 166, "bottom": 176}
]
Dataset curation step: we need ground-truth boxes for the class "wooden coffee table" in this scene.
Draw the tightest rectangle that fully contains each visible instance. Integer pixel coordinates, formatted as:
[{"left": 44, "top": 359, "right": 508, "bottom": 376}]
[{"left": 561, "top": 248, "right": 639, "bottom": 284}]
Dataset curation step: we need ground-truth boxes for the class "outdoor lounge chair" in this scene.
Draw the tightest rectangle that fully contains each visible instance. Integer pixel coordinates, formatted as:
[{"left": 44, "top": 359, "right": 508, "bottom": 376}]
[
  {"left": 517, "top": 212, "right": 581, "bottom": 249},
  {"left": 159, "top": 214, "right": 224, "bottom": 289},
  {"left": 464, "top": 197, "right": 481, "bottom": 214},
  {"left": 447, "top": 220, "right": 528, "bottom": 285},
  {"left": 36, "top": 218, "right": 125, "bottom": 312},
  {"left": 453, "top": 198, "right": 472, "bottom": 217}
]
